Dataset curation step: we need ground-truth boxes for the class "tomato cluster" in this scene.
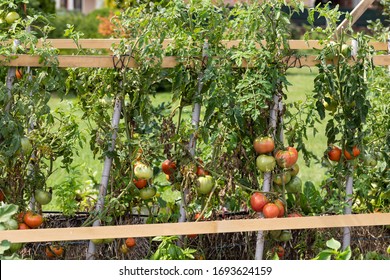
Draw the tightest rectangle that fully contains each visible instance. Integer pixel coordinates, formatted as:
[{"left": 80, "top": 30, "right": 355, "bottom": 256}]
[
  {"left": 250, "top": 192, "right": 285, "bottom": 218},
  {"left": 327, "top": 145, "right": 361, "bottom": 162}
]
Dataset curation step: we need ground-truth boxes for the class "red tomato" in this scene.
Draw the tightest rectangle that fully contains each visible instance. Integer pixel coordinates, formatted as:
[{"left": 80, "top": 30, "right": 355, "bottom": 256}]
[
  {"left": 45, "top": 245, "right": 64, "bottom": 259},
  {"left": 287, "top": 212, "right": 303, "bottom": 218},
  {"left": 125, "top": 237, "right": 136, "bottom": 248},
  {"left": 262, "top": 203, "right": 280, "bottom": 218},
  {"left": 23, "top": 211, "right": 43, "bottom": 229},
  {"left": 250, "top": 192, "right": 269, "bottom": 212},
  {"left": 15, "top": 68, "right": 23, "bottom": 80},
  {"left": 253, "top": 136, "right": 275, "bottom": 154},
  {"left": 328, "top": 145, "right": 342, "bottom": 162},
  {"left": 18, "top": 223, "right": 30, "bottom": 230},
  {"left": 343, "top": 146, "right": 360, "bottom": 160},
  {"left": 196, "top": 166, "right": 209, "bottom": 176},
  {"left": 161, "top": 159, "right": 176, "bottom": 175},
  {"left": 0, "top": 189, "right": 4, "bottom": 202},
  {"left": 133, "top": 178, "right": 147, "bottom": 189},
  {"left": 272, "top": 245, "right": 285, "bottom": 258}
]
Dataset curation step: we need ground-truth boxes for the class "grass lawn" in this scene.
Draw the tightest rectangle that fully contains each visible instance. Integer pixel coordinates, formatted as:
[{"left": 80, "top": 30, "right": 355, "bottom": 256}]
[{"left": 46, "top": 67, "right": 328, "bottom": 200}]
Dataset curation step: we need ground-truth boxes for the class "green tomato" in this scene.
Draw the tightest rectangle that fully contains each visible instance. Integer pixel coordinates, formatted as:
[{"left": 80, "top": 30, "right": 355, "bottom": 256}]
[
  {"left": 362, "top": 154, "right": 377, "bottom": 167},
  {"left": 5, "top": 11, "right": 20, "bottom": 24},
  {"left": 341, "top": 44, "right": 351, "bottom": 57},
  {"left": 20, "top": 137, "right": 32, "bottom": 155},
  {"left": 273, "top": 172, "right": 292, "bottom": 186},
  {"left": 104, "top": 238, "right": 114, "bottom": 243},
  {"left": 278, "top": 230, "right": 292, "bottom": 242},
  {"left": 285, "top": 176, "right": 302, "bottom": 193},
  {"left": 269, "top": 230, "right": 282, "bottom": 240},
  {"left": 91, "top": 239, "right": 104, "bottom": 245},
  {"left": 290, "top": 163, "right": 299, "bottom": 176},
  {"left": 35, "top": 189, "right": 52, "bottom": 205},
  {"left": 196, "top": 175, "right": 214, "bottom": 195},
  {"left": 139, "top": 186, "right": 156, "bottom": 200},
  {"left": 256, "top": 155, "right": 276, "bottom": 172},
  {"left": 8, "top": 242, "right": 23, "bottom": 253},
  {"left": 323, "top": 96, "right": 338, "bottom": 113}
]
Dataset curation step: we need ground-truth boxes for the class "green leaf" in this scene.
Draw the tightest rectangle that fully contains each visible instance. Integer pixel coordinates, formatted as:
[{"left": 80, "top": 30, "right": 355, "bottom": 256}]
[
  {"left": 336, "top": 246, "right": 352, "bottom": 260},
  {"left": 326, "top": 238, "right": 341, "bottom": 251},
  {"left": 0, "top": 204, "right": 19, "bottom": 223},
  {"left": 161, "top": 188, "right": 181, "bottom": 204},
  {"left": 313, "top": 251, "right": 333, "bottom": 260},
  {"left": 0, "top": 240, "right": 11, "bottom": 254}
]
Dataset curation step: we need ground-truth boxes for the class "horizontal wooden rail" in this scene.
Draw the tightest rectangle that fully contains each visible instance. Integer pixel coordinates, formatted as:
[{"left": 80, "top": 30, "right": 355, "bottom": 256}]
[
  {"left": 0, "top": 213, "right": 389, "bottom": 243},
  {"left": 1, "top": 54, "right": 390, "bottom": 68},
  {"left": 2, "top": 39, "right": 386, "bottom": 51}
]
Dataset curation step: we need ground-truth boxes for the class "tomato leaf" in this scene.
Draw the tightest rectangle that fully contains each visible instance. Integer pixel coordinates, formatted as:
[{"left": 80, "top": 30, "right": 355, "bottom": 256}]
[
  {"left": 0, "top": 240, "right": 11, "bottom": 255},
  {"left": 0, "top": 204, "right": 19, "bottom": 223},
  {"left": 326, "top": 238, "right": 341, "bottom": 250}
]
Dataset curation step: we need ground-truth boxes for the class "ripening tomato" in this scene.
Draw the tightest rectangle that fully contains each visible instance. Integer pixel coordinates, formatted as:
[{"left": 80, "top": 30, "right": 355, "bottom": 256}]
[
  {"left": 18, "top": 223, "right": 30, "bottom": 230},
  {"left": 134, "top": 162, "right": 153, "bottom": 179},
  {"left": 272, "top": 245, "right": 285, "bottom": 258},
  {"left": 161, "top": 159, "right": 176, "bottom": 175},
  {"left": 262, "top": 203, "right": 280, "bottom": 218},
  {"left": 343, "top": 146, "right": 360, "bottom": 160},
  {"left": 275, "top": 149, "right": 297, "bottom": 168},
  {"left": 196, "top": 166, "right": 209, "bottom": 176},
  {"left": 45, "top": 245, "right": 64, "bottom": 259},
  {"left": 287, "top": 147, "right": 298, "bottom": 162},
  {"left": 328, "top": 145, "right": 342, "bottom": 162},
  {"left": 125, "top": 237, "right": 136, "bottom": 248},
  {"left": 253, "top": 136, "right": 275, "bottom": 154},
  {"left": 23, "top": 211, "right": 43, "bottom": 229},
  {"left": 250, "top": 192, "right": 269, "bottom": 212},
  {"left": 133, "top": 178, "right": 147, "bottom": 189},
  {"left": 0, "top": 189, "right": 4, "bottom": 202},
  {"left": 15, "top": 68, "right": 22, "bottom": 79},
  {"left": 287, "top": 212, "right": 303, "bottom": 218},
  {"left": 274, "top": 199, "right": 285, "bottom": 218}
]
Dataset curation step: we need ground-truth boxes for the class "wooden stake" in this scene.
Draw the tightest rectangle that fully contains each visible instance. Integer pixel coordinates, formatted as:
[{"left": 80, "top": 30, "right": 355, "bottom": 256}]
[
  {"left": 1, "top": 213, "right": 388, "bottom": 243},
  {"left": 335, "top": 0, "right": 375, "bottom": 36},
  {"left": 86, "top": 95, "right": 122, "bottom": 260}
]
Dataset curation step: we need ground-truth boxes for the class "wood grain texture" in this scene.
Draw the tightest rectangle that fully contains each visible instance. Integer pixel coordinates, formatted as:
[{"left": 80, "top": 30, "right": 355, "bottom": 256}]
[
  {"left": 0, "top": 213, "right": 389, "bottom": 243},
  {"left": 4, "top": 39, "right": 386, "bottom": 51}
]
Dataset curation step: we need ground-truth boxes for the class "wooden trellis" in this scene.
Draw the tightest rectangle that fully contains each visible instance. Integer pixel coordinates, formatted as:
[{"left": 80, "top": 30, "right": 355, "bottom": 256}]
[{"left": 0, "top": 37, "right": 389, "bottom": 244}]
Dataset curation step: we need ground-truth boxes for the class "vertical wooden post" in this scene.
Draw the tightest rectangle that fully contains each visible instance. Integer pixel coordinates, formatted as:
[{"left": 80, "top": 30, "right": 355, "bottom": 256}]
[
  {"left": 178, "top": 41, "right": 209, "bottom": 224},
  {"left": 255, "top": 93, "right": 281, "bottom": 260},
  {"left": 342, "top": 39, "right": 358, "bottom": 251},
  {"left": 86, "top": 94, "right": 122, "bottom": 260}
]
